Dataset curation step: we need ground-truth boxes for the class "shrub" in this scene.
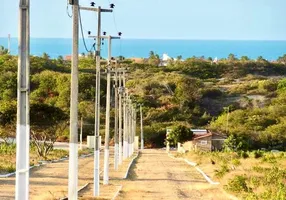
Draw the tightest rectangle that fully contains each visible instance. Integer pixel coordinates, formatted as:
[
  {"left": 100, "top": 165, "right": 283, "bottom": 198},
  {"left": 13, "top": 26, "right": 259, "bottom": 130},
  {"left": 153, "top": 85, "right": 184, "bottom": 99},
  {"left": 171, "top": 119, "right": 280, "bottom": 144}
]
[
  {"left": 262, "top": 153, "right": 277, "bottom": 163},
  {"left": 215, "top": 164, "right": 229, "bottom": 178},
  {"left": 0, "top": 143, "right": 16, "bottom": 155},
  {"left": 226, "top": 175, "right": 250, "bottom": 193},
  {"left": 253, "top": 150, "right": 264, "bottom": 159},
  {"left": 231, "top": 159, "right": 241, "bottom": 167},
  {"left": 238, "top": 151, "right": 249, "bottom": 159},
  {"left": 166, "top": 125, "right": 193, "bottom": 146}
]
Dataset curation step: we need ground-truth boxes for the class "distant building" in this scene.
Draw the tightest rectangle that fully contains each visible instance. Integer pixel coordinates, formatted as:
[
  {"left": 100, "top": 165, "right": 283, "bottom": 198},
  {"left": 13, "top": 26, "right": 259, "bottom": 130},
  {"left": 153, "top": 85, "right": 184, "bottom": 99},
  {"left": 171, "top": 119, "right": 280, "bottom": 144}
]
[
  {"left": 191, "top": 129, "right": 208, "bottom": 136},
  {"left": 64, "top": 55, "right": 72, "bottom": 61},
  {"left": 129, "top": 57, "right": 146, "bottom": 64},
  {"left": 182, "top": 131, "right": 227, "bottom": 152},
  {"left": 159, "top": 53, "right": 182, "bottom": 67},
  {"left": 193, "top": 132, "right": 227, "bottom": 151}
]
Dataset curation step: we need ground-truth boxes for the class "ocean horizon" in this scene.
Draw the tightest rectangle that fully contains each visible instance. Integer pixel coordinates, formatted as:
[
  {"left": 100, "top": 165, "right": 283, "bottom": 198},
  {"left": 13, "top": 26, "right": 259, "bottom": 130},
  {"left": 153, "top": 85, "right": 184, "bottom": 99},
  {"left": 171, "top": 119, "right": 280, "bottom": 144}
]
[{"left": 1, "top": 37, "right": 286, "bottom": 61}]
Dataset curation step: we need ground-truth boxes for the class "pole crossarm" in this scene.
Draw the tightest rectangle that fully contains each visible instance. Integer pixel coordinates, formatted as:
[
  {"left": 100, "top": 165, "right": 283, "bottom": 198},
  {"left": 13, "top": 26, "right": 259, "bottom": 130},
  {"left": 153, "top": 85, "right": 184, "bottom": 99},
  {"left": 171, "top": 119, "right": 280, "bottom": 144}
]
[
  {"left": 79, "top": 6, "right": 113, "bottom": 13},
  {"left": 88, "top": 35, "right": 120, "bottom": 40}
]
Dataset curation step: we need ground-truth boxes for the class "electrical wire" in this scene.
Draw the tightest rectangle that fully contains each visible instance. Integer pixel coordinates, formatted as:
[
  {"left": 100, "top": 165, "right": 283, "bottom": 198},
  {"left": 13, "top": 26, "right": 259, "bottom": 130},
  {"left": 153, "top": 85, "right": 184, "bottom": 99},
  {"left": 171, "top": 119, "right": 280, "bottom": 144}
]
[
  {"left": 105, "top": 0, "right": 122, "bottom": 57},
  {"left": 66, "top": 0, "right": 73, "bottom": 18},
  {"left": 78, "top": 8, "right": 93, "bottom": 53}
]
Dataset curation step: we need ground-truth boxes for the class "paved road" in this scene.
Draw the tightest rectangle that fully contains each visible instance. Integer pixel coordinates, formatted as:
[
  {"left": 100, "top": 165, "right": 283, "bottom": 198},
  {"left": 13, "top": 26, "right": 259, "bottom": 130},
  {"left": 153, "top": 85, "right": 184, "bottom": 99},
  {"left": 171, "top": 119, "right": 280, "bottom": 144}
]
[{"left": 117, "top": 149, "right": 231, "bottom": 200}]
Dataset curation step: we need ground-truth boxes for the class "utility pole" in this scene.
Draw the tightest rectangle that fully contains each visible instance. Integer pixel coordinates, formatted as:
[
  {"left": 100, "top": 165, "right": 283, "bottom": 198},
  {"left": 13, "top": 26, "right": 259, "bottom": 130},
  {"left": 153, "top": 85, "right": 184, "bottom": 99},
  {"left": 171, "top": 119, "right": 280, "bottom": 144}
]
[
  {"left": 8, "top": 34, "right": 11, "bottom": 54},
  {"left": 67, "top": 0, "right": 79, "bottom": 199},
  {"left": 140, "top": 105, "right": 144, "bottom": 150},
  {"left": 80, "top": 117, "right": 83, "bottom": 150},
  {"left": 128, "top": 99, "right": 132, "bottom": 157},
  {"left": 118, "top": 72, "right": 123, "bottom": 165},
  {"left": 81, "top": 5, "right": 113, "bottom": 196},
  {"left": 94, "top": 7, "right": 102, "bottom": 196},
  {"left": 103, "top": 35, "right": 120, "bottom": 184},
  {"left": 123, "top": 75, "right": 128, "bottom": 159},
  {"left": 114, "top": 67, "right": 119, "bottom": 171},
  {"left": 134, "top": 107, "right": 137, "bottom": 153},
  {"left": 15, "top": 0, "right": 30, "bottom": 199}
]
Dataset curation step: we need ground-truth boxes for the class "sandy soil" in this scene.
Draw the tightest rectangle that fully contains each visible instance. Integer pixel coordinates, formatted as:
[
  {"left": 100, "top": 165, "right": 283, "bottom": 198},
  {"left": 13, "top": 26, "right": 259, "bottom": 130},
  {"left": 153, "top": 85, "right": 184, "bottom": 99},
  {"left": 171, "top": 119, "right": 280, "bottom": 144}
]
[
  {"left": 117, "top": 149, "right": 231, "bottom": 200},
  {"left": 1, "top": 149, "right": 234, "bottom": 200},
  {"left": 0, "top": 150, "right": 109, "bottom": 200}
]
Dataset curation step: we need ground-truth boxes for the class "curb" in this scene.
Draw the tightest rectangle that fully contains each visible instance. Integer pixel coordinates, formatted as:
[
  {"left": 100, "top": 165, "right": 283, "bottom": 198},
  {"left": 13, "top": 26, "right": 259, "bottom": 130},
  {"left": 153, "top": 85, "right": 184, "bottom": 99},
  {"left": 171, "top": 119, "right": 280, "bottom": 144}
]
[
  {"left": 124, "top": 151, "right": 139, "bottom": 179},
  {"left": 111, "top": 185, "right": 123, "bottom": 200},
  {"left": 112, "top": 152, "right": 140, "bottom": 200},
  {"left": 0, "top": 152, "right": 93, "bottom": 178},
  {"left": 168, "top": 153, "right": 219, "bottom": 185},
  {"left": 60, "top": 183, "right": 90, "bottom": 200}
]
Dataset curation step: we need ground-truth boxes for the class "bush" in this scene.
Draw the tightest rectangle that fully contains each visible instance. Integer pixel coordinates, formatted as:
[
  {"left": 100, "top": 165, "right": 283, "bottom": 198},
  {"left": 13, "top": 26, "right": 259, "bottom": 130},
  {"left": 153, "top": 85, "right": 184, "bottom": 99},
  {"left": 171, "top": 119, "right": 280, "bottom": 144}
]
[
  {"left": 231, "top": 159, "right": 241, "bottom": 167},
  {"left": 0, "top": 143, "right": 16, "bottom": 155},
  {"left": 262, "top": 153, "right": 277, "bottom": 163},
  {"left": 166, "top": 125, "right": 193, "bottom": 146},
  {"left": 226, "top": 175, "right": 250, "bottom": 193},
  {"left": 215, "top": 164, "right": 229, "bottom": 178},
  {"left": 252, "top": 150, "right": 264, "bottom": 159},
  {"left": 238, "top": 151, "right": 249, "bottom": 159}
]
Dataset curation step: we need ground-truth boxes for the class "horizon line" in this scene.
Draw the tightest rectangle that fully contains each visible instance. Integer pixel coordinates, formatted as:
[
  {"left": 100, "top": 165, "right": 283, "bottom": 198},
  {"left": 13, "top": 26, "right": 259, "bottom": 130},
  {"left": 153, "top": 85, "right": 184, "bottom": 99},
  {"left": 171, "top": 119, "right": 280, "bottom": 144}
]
[{"left": 1, "top": 36, "right": 286, "bottom": 41}]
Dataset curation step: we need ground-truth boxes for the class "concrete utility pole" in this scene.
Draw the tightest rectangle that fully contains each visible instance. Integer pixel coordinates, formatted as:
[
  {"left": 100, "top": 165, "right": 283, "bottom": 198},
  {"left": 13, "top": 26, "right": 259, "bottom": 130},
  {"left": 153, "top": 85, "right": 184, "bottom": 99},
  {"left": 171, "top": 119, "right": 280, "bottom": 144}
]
[
  {"left": 134, "top": 107, "right": 137, "bottom": 153},
  {"left": 113, "top": 67, "right": 119, "bottom": 171},
  {"left": 128, "top": 99, "right": 132, "bottom": 157},
  {"left": 94, "top": 7, "right": 102, "bottom": 196},
  {"left": 140, "top": 105, "right": 144, "bottom": 150},
  {"left": 16, "top": 0, "right": 30, "bottom": 199},
  {"left": 118, "top": 73, "right": 123, "bottom": 165},
  {"left": 80, "top": 117, "right": 83, "bottom": 150},
  {"left": 103, "top": 35, "right": 120, "bottom": 184},
  {"left": 8, "top": 34, "right": 11, "bottom": 54},
  {"left": 81, "top": 5, "right": 112, "bottom": 196},
  {"left": 68, "top": 0, "right": 79, "bottom": 199},
  {"left": 123, "top": 75, "right": 128, "bottom": 159}
]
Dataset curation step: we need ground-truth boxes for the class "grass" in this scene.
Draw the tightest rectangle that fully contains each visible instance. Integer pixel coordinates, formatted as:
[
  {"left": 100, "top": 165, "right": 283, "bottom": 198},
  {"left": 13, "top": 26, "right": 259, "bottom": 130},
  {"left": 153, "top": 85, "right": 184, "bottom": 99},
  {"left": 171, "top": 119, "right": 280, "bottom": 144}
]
[
  {"left": 177, "top": 150, "right": 286, "bottom": 200},
  {"left": 0, "top": 143, "right": 93, "bottom": 175}
]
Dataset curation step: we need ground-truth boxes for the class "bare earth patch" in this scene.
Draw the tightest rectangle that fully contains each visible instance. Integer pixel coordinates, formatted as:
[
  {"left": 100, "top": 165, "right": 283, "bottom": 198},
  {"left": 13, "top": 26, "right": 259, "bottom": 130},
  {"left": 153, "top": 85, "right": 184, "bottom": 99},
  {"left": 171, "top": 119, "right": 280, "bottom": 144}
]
[{"left": 117, "top": 149, "right": 231, "bottom": 200}]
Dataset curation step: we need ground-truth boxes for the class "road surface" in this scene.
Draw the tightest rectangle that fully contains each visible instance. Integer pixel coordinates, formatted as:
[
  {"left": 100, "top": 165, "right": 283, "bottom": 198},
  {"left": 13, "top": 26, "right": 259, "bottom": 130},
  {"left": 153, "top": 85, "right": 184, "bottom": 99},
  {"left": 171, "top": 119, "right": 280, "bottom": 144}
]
[{"left": 118, "top": 149, "right": 231, "bottom": 200}]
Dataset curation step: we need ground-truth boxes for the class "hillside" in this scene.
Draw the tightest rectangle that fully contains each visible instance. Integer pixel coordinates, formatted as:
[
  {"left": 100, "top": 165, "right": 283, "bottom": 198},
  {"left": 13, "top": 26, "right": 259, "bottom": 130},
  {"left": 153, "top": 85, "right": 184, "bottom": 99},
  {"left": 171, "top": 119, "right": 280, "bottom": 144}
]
[{"left": 1, "top": 53, "right": 286, "bottom": 149}]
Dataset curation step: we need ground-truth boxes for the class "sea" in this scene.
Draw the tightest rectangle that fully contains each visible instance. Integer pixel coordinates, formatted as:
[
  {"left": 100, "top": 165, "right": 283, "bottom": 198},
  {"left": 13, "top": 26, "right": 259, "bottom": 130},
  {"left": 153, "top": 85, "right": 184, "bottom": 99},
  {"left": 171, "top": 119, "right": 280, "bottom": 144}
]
[{"left": 0, "top": 38, "right": 286, "bottom": 61}]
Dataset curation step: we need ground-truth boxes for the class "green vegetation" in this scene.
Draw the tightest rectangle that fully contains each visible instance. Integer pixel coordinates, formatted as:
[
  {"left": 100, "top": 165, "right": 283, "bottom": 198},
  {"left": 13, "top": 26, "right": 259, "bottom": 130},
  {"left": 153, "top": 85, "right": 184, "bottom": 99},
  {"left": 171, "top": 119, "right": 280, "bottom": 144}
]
[
  {"left": 1, "top": 51, "right": 286, "bottom": 171},
  {"left": 166, "top": 125, "right": 193, "bottom": 146},
  {"left": 182, "top": 150, "right": 286, "bottom": 200}
]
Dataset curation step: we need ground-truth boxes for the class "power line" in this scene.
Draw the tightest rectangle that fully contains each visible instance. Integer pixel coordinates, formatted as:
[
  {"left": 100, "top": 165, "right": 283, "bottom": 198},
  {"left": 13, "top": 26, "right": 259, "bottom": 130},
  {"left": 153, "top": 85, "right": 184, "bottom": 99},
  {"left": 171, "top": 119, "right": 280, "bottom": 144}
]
[
  {"left": 66, "top": 0, "right": 73, "bottom": 18},
  {"left": 78, "top": 8, "right": 93, "bottom": 53}
]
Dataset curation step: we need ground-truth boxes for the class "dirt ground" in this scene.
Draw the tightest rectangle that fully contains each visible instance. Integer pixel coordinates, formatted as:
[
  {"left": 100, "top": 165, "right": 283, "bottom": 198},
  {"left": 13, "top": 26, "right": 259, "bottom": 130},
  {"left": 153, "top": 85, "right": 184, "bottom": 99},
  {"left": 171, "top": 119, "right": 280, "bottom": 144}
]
[
  {"left": 1, "top": 149, "right": 236, "bottom": 200},
  {"left": 0, "top": 151, "right": 109, "bottom": 200},
  {"left": 117, "top": 149, "right": 233, "bottom": 200}
]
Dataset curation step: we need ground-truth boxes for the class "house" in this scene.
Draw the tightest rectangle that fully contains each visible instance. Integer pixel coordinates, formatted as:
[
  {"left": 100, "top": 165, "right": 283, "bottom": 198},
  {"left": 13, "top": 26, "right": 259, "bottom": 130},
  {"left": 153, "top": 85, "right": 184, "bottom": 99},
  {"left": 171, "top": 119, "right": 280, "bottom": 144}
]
[
  {"left": 191, "top": 129, "right": 208, "bottom": 136},
  {"left": 182, "top": 131, "right": 227, "bottom": 152},
  {"left": 129, "top": 57, "right": 146, "bottom": 64},
  {"left": 193, "top": 132, "right": 227, "bottom": 151}
]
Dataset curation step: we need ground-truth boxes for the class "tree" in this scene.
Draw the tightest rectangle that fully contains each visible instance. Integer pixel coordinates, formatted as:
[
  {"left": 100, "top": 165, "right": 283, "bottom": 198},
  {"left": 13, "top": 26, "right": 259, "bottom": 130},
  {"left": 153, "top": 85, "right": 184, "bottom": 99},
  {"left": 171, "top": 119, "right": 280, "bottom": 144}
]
[
  {"left": 30, "top": 103, "right": 68, "bottom": 159},
  {"left": 278, "top": 54, "right": 286, "bottom": 64},
  {"left": 148, "top": 51, "right": 160, "bottom": 66},
  {"left": 223, "top": 134, "right": 248, "bottom": 151},
  {"left": 149, "top": 51, "right": 155, "bottom": 58},
  {"left": 166, "top": 125, "right": 193, "bottom": 146},
  {"left": 0, "top": 101, "right": 16, "bottom": 144},
  {"left": 241, "top": 56, "right": 250, "bottom": 62},
  {"left": 0, "top": 46, "right": 8, "bottom": 55},
  {"left": 177, "top": 55, "right": 182, "bottom": 61},
  {"left": 42, "top": 52, "right": 50, "bottom": 60},
  {"left": 257, "top": 56, "right": 266, "bottom": 62},
  {"left": 174, "top": 77, "right": 203, "bottom": 108},
  {"left": 261, "top": 122, "right": 286, "bottom": 149},
  {"left": 228, "top": 53, "right": 237, "bottom": 61}
]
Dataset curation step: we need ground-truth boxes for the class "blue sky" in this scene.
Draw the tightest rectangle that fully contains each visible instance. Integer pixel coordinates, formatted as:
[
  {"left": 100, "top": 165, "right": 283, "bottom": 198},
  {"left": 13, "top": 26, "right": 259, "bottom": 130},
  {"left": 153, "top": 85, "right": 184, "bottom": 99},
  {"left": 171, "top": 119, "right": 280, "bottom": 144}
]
[{"left": 0, "top": 0, "right": 286, "bottom": 40}]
